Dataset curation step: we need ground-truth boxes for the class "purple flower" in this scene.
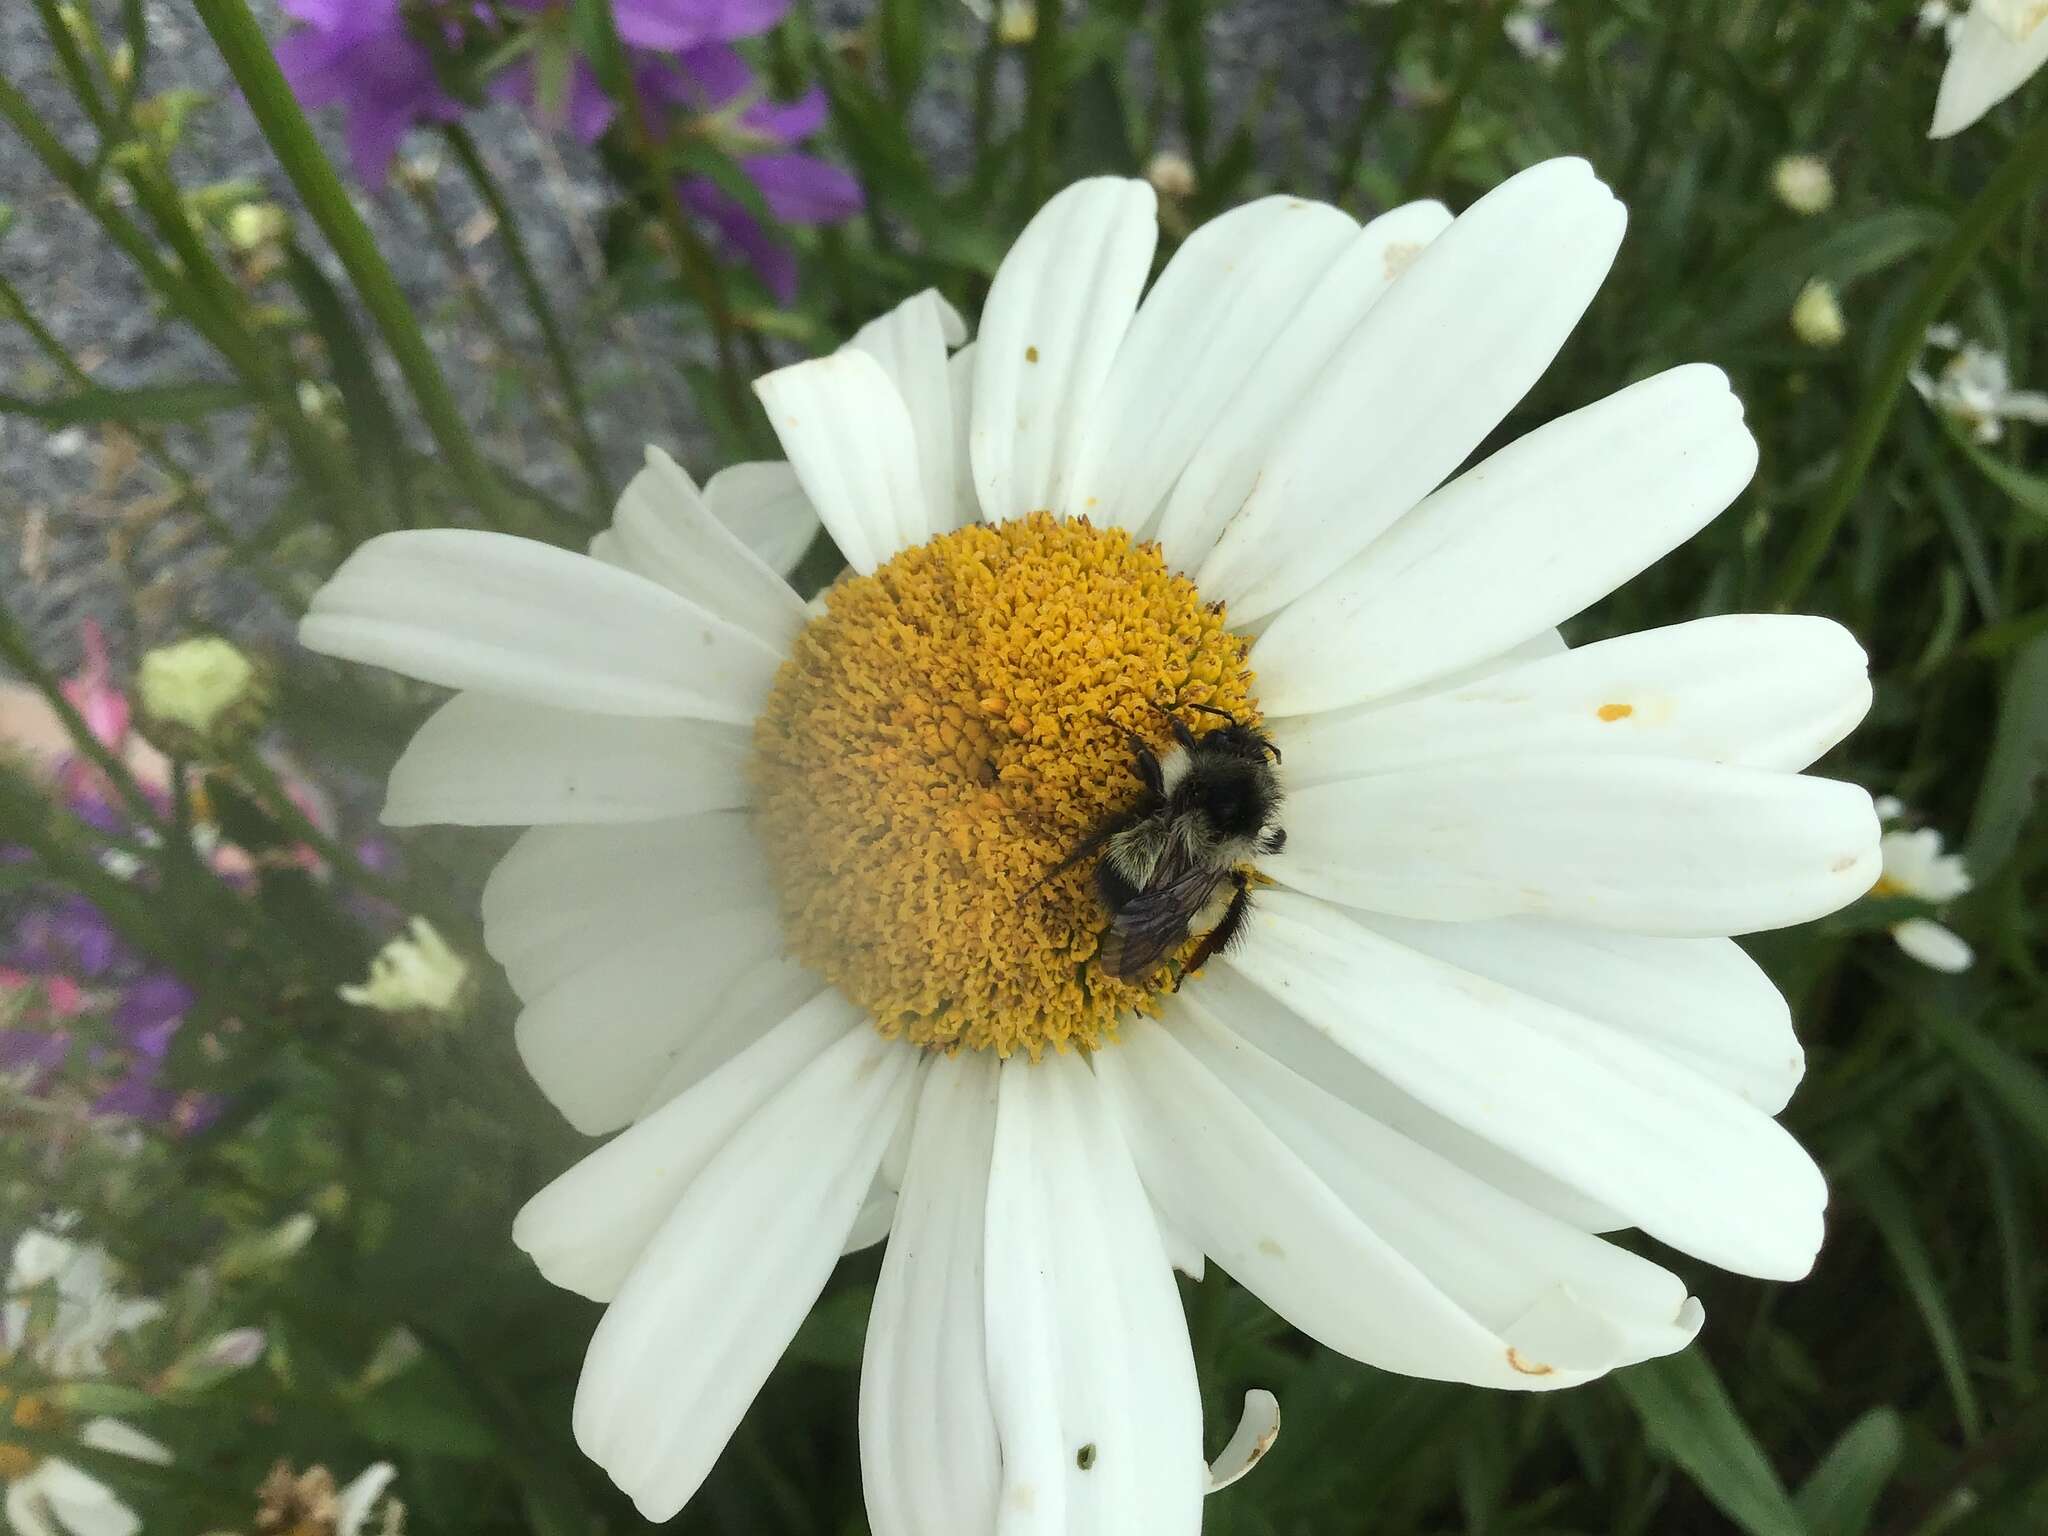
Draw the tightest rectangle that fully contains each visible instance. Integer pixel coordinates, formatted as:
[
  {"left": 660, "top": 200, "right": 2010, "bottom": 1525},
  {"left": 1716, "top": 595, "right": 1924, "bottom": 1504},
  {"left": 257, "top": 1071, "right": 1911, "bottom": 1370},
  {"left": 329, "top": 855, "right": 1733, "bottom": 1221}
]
[
  {"left": 636, "top": 44, "right": 861, "bottom": 298},
  {"left": 505, "top": 0, "right": 792, "bottom": 52},
  {"left": 275, "top": 0, "right": 465, "bottom": 183},
  {"left": 487, "top": 54, "right": 618, "bottom": 143}
]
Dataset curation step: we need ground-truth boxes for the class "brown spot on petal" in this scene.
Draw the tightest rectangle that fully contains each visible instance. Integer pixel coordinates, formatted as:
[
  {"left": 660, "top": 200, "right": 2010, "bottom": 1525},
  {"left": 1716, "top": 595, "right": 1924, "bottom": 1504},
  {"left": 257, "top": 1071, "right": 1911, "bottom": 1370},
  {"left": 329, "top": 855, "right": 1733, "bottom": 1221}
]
[
  {"left": 1025, "top": 345, "right": 1040, "bottom": 363},
  {"left": 1597, "top": 702, "right": 1633, "bottom": 722},
  {"left": 1506, "top": 1348, "right": 1555, "bottom": 1376}
]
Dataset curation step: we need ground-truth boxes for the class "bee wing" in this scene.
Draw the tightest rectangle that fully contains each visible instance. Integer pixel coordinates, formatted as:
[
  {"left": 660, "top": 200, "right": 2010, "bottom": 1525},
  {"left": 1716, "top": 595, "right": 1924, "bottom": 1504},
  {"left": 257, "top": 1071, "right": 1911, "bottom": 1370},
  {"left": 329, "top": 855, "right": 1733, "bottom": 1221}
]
[{"left": 1101, "top": 861, "right": 1229, "bottom": 982}]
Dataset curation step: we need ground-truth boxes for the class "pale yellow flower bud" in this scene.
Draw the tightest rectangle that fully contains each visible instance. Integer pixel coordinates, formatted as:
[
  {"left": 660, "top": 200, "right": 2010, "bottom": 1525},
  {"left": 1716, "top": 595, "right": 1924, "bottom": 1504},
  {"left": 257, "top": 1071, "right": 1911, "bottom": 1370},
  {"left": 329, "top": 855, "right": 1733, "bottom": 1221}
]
[
  {"left": 1792, "top": 280, "right": 1847, "bottom": 348},
  {"left": 137, "top": 636, "right": 262, "bottom": 739},
  {"left": 226, "top": 202, "right": 289, "bottom": 253},
  {"left": 1771, "top": 154, "right": 1834, "bottom": 216},
  {"left": 1146, "top": 152, "right": 1197, "bottom": 200},
  {"left": 997, "top": 0, "right": 1036, "bottom": 45}
]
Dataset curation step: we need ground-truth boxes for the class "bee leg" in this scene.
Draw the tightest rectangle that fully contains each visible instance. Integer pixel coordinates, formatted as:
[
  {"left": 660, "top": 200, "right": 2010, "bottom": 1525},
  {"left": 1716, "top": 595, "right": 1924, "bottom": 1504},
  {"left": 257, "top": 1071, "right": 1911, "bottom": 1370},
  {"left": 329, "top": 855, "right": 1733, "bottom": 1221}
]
[
  {"left": 1176, "top": 871, "right": 1254, "bottom": 989},
  {"left": 1117, "top": 728, "right": 1166, "bottom": 795},
  {"left": 1016, "top": 811, "right": 1134, "bottom": 903}
]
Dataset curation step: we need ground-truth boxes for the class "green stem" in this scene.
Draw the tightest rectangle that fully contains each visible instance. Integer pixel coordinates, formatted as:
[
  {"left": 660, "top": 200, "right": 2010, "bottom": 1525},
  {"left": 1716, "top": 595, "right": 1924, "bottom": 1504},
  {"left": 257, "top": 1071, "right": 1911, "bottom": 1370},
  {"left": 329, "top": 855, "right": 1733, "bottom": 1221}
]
[
  {"left": 444, "top": 124, "right": 614, "bottom": 516},
  {"left": 190, "top": 0, "right": 513, "bottom": 526},
  {"left": 1023, "top": 0, "right": 1065, "bottom": 212},
  {"left": 1330, "top": 1, "right": 1413, "bottom": 207},
  {"left": 31, "top": 0, "right": 111, "bottom": 130},
  {"left": 1399, "top": 0, "right": 1500, "bottom": 201},
  {"left": 1770, "top": 106, "right": 2048, "bottom": 610}
]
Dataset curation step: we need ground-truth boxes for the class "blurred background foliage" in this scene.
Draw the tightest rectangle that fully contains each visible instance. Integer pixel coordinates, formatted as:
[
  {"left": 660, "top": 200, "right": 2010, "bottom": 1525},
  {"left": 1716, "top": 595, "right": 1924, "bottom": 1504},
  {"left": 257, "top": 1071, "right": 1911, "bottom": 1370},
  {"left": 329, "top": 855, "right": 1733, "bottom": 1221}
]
[{"left": 1, "top": 0, "right": 2046, "bottom": 1532}]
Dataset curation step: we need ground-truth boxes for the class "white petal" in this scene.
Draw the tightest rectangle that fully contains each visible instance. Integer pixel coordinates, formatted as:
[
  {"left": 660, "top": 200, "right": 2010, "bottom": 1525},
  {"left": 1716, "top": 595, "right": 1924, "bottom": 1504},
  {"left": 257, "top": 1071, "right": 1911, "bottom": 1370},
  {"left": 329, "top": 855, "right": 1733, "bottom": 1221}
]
[
  {"left": 595, "top": 448, "right": 808, "bottom": 651},
  {"left": 1269, "top": 756, "right": 1881, "bottom": 936},
  {"left": 76, "top": 1419, "right": 172, "bottom": 1465},
  {"left": 848, "top": 290, "right": 970, "bottom": 548},
  {"left": 334, "top": 1464, "right": 399, "bottom": 1536},
  {"left": 1062, "top": 196, "right": 1360, "bottom": 535},
  {"left": 1188, "top": 963, "right": 1627, "bottom": 1232},
  {"left": 573, "top": 1026, "right": 919, "bottom": 1522},
  {"left": 1893, "top": 918, "right": 1975, "bottom": 973},
  {"left": 982, "top": 1050, "right": 1204, "bottom": 1536},
  {"left": 5, "top": 1476, "right": 63, "bottom": 1536},
  {"left": 1227, "top": 890, "right": 1829, "bottom": 1279},
  {"left": 704, "top": 461, "right": 821, "bottom": 577},
  {"left": 384, "top": 693, "right": 752, "bottom": 827},
  {"left": 1154, "top": 199, "right": 1453, "bottom": 576},
  {"left": 629, "top": 953, "right": 825, "bottom": 1119},
  {"left": 7, "top": 1462, "right": 137, "bottom": 1536},
  {"left": 842, "top": 1182, "right": 898, "bottom": 1256},
  {"left": 1199, "top": 159, "right": 1626, "bottom": 621},
  {"left": 1272, "top": 614, "right": 1870, "bottom": 785},
  {"left": 1204, "top": 1391, "right": 1281, "bottom": 1494},
  {"left": 1930, "top": 4, "right": 2048, "bottom": 136},
  {"left": 480, "top": 812, "right": 772, "bottom": 999},
  {"left": 948, "top": 344, "right": 980, "bottom": 528},
  {"left": 513, "top": 908, "right": 787, "bottom": 1134},
  {"left": 1252, "top": 365, "right": 1758, "bottom": 714},
  {"left": 1350, "top": 915, "right": 1804, "bottom": 1114},
  {"left": 971, "top": 178, "right": 1159, "bottom": 523},
  {"left": 514, "top": 991, "right": 853, "bottom": 1301},
  {"left": 756, "top": 350, "right": 930, "bottom": 574},
  {"left": 1106, "top": 1013, "right": 1701, "bottom": 1386},
  {"left": 860, "top": 1052, "right": 1003, "bottom": 1536},
  {"left": 299, "top": 530, "right": 782, "bottom": 723}
]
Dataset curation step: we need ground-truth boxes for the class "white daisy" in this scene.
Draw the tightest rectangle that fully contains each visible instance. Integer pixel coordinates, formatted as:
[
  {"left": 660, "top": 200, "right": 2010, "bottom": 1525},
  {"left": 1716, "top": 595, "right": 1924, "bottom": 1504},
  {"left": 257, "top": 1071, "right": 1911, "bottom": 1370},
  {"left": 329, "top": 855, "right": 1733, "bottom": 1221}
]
[
  {"left": 300, "top": 161, "right": 1881, "bottom": 1530},
  {"left": 3, "top": 1229, "right": 172, "bottom": 1536},
  {"left": 1909, "top": 328, "right": 2048, "bottom": 443},
  {"left": 1929, "top": 0, "right": 2048, "bottom": 137},
  {"left": 1873, "top": 812, "right": 1975, "bottom": 973}
]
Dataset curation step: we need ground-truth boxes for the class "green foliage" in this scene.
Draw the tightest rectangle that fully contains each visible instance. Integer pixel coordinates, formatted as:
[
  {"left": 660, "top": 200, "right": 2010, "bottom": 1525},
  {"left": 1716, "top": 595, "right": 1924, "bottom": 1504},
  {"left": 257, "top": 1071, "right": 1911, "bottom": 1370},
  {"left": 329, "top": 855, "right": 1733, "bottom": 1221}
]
[{"left": 1, "top": 1, "right": 2046, "bottom": 1535}]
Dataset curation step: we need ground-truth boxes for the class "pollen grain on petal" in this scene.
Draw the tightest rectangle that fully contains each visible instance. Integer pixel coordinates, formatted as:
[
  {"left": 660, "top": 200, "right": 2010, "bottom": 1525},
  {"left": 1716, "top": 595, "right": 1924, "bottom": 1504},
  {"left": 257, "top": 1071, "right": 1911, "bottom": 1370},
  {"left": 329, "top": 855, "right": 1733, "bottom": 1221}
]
[{"left": 750, "top": 512, "right": 1257, "bottom": 1056}]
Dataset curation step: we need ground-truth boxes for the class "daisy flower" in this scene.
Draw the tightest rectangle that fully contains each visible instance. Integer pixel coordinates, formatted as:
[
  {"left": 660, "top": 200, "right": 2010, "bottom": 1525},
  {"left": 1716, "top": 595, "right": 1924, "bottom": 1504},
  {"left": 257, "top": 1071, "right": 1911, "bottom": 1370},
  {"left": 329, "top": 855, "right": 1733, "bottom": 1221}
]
[
  {"left": 1910, "top": 325, "right": 2048, "bottom": 443},
  {"left": 1871, "top": 801, "right": 1975, "bottom": 973},
  {"left": 300, "top": 161, "right": 1881, "bottom": 1530},
  {"left": 1928, "top": 0, "right": 2048, "bottom": 137},
  {"left": 3, "top": 1228, "right": 171, "bottom": 1536}
]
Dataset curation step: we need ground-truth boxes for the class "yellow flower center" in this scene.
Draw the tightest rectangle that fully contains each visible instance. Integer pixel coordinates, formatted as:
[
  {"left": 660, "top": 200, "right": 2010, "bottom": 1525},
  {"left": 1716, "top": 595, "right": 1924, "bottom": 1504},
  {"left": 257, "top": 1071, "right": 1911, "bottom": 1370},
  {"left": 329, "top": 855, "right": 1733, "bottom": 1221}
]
[
  {"left": 751, "top": 512, "right": 1258, "bottom": 1056},
  {"left": 0, "top": 1387, "right": 60, "bottom": 1480}
]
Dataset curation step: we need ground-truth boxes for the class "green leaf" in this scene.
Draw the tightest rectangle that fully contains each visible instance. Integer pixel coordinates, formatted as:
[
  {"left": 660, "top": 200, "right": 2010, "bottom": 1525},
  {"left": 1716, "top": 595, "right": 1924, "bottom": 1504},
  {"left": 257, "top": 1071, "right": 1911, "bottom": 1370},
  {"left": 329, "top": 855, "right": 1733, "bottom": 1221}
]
[
  {"left": 878, "top": 0, "right": 926, "bottom": 108},
  {"left": 348, "top": 1353, "right": 499, "bottom": 1460},
  {"left": 1965, "top": 632, "right": 2048, "bottom": 878},
  {"left": 1905, "top": 991, "right": 2048, "bottom": 1155},
  {"left": 1938, "top": 411, "right": 2048, "bottom": 528},
  {"left": 0, "top": 380, "right": 249, "bottom": 425},
  {"left": 1852, "top": 1164, "right": 1982, "bottom": 1441},
  {"left": 1615, "top": 1350, "right": 1805, "bottom": 1536},
  {"left": 784, "top": 1283, "right": 873, "bottom": 1370},
  {"left": 1794, "top": 1408, "right": 1906, "bottom": 1536}
]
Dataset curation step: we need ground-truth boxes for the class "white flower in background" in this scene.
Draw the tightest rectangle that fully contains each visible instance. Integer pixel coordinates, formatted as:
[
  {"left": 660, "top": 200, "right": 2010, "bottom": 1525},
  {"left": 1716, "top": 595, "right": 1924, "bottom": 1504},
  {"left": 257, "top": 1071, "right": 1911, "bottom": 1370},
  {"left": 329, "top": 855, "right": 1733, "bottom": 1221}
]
[
  {"left": 1772, "top": 154, "right": 1835, "bottom": 216},
  {"left": 254, "top": 1461, "right": 402, "bottom": 1536},
  {"left": 1872, "top": 807, "right": 1975, "bottom": 973},
  {"left": 1929, "top": 0, "right": 2048, "bottom": 136},
  {"left": 1504, "top": 0, "right": 1564, "bottom": 67},
  {"left": 3, "top": 1229, "right": 172, "bottom": 1536},
  {"left": 1793, "top": 279, "right": 1848, "bottom": 348},
  {"left": 302, "top": 162, "right": 1880, "bottom": 1530},
  {"left": 339, "top": 917, "right": 471, "bottom": 1015},
  {"left": 1909, "top": 325, "right": 2048, "bottom": 442},
  {"left": 136, "top": 635, "right": 259, "bottom": 738}
]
